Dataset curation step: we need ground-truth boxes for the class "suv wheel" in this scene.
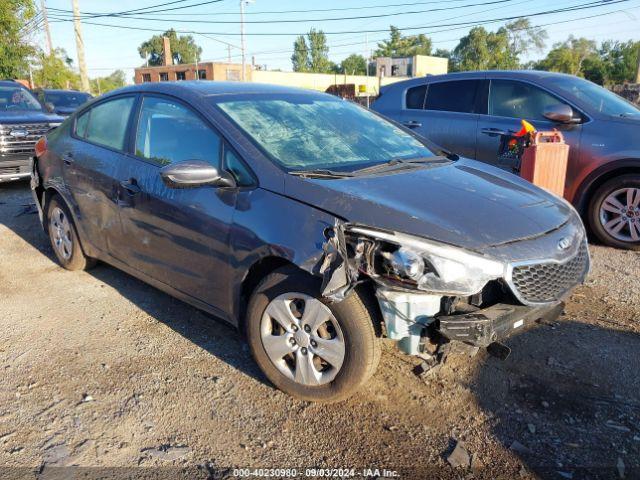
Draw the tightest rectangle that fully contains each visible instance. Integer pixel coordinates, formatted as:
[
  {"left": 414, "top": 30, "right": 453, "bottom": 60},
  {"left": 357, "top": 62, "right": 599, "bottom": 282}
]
[
  {"left": 589, "top": 174, "right": 640, "bottom": 250},
  {"left": 246, "top": 267, "right": 380, "bottom": 402},
  {"left": 47, "top": 196, "right": 96, "bottom": 270}
]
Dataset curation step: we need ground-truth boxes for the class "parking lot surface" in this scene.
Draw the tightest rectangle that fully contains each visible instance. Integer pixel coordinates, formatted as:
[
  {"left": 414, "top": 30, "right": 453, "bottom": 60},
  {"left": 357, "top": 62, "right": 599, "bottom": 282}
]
[{"left": 1, "top": 182, "right": 639, "bottom": 479}]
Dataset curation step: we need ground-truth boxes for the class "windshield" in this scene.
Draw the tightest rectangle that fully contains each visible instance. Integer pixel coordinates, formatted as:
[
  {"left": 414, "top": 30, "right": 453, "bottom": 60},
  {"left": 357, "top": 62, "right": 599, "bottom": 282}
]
[
  {"left": 0, "top": 85, "right": 43, "bottom": 112},
  {"left": 548, "top": 76, "right": 640, "bottom": 118},
  {"left": 44, "top": 91, "right": 91, "bottom": 108},
  {"left": 214, "top": 94, "right": 434, "bottom": 171}
]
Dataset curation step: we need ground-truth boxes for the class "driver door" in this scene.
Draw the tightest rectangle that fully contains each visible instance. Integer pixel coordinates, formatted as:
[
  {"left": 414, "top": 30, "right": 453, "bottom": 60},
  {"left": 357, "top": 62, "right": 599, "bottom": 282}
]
[{"left": 476, "top": 79, "right": 583, "bottom": 176}]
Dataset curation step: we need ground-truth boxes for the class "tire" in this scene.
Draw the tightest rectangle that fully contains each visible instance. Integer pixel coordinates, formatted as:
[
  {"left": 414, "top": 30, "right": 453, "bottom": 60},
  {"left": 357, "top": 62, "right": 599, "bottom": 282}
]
[
  {"left": 46, "top": 195, "right": 96, "bottom": 270},
  {"left": 588, "top": 174, "right": 640, "bottom": 251},
  {"left": 246, "top": 266, "right": 381, "bottom": 402}
]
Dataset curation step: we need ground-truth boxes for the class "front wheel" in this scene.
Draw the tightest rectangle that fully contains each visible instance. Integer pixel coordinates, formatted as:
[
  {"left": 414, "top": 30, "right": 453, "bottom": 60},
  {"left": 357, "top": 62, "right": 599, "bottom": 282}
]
[
  {"left": 589, "top": 174, "right": 640, "bottom": 250},
  {"left": 246, "top": 267, "right": 380, "bottom": 402}
]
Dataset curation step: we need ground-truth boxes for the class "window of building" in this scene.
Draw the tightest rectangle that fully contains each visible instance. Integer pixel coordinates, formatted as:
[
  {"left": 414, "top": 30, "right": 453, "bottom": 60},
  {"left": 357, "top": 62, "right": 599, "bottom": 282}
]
[
  {"left": 424, "top": 80, "right": 481, "bottom": 114},
  {"left": 198, "top": 69, "right": 207, "bottom": 80},
  {"left": 226, "top": 69, "right": 240, "bottom": 81},
  {"left": 176, "top": 71, "right": 187, "bottom": 81},
  {"left": 82, "top": 96, "right": 136, "bottom": 150},
  {"left": 135, "top": 96, "right": 221, "bottom": 167},
  {"left": 489, "top": 79, "right": 565, "bottom": 121},
  {"left": 142, "top": 73, "right": 151, "bottom": 83},
  {"left": 405, "top": 85, "right": 427, "bottom": 109},
  {"left": 159, "top": 72, "right": 169, "bottom": 82},
  {"left": 391, "top": 65, "right": 400, "bottom": 77}
]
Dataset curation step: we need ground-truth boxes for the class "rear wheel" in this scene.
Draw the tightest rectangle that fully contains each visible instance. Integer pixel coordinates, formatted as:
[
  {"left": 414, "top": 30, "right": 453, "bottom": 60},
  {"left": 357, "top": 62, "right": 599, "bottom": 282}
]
[
  {"left": 46, "top": 196, "right": 96, "bottom": 270},
  {"left": 589, "top": 174, "right": 640, "bottom": 250},
  {"left": 246, "top": 267, "right": 380, "bottom": 402}
]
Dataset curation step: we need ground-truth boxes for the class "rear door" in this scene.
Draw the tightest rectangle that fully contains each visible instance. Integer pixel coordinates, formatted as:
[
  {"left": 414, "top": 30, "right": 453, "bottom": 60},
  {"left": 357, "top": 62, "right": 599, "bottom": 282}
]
[
  {"left": 476, "top": 79, "right": 583, "bottom": 172},
  {"left": 401, "top": 78, "right": 486, "bottom": 159},
  {"left": 114, "top": 94, "right": 238, "bottom": 311},
  {"left": 64, "top": 95, "right": 137, "bottom": 253}
]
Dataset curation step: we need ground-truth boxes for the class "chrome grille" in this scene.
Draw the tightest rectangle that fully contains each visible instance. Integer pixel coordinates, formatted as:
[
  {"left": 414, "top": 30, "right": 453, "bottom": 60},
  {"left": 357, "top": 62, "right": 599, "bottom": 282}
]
[
  {"left": 509, "top": 241, "right": 589, "bottom": 304},
  {"left": 0, "top": 123, "right": 51, "bottom": 156}
]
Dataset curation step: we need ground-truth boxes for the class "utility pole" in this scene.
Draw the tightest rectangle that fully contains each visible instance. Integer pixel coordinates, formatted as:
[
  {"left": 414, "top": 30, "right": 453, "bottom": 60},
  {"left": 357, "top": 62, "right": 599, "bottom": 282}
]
[
  {"left": 41, "top": 0, "right": 53, "bottom": 55},
  {"left": 240, "top": 0, "right": 246, "bottom": 81},
  {"left": 71, "top": 0, "right": 90, "bottom": 92},
  {"left": 228, "top": 45, "right": 231, "bottom": 63}
]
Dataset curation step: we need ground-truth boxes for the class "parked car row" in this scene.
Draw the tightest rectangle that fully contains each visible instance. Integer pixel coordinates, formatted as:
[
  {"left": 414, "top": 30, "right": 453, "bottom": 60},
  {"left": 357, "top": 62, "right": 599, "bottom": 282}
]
[
  {"left": 31, "top": 81, "right": 590, "bottom": 401},
  {"left": 372, "top": 71, "right": 640, "bottom": 250},
  {"left": 0, "top": 81, "right": 91, "bottom": 183}
]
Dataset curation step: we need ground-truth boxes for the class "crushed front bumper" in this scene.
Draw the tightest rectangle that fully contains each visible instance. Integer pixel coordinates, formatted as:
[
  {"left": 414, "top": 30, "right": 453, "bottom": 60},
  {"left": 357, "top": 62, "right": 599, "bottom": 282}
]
[{"left": 437, "top": 301, "right": 564, "bottom": 348}]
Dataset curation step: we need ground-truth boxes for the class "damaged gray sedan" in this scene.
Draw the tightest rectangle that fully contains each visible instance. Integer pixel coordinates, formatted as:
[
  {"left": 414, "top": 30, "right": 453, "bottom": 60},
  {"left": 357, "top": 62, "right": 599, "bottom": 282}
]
[{"left": 32, "top": 82, "right": 590, "bottom": 401}]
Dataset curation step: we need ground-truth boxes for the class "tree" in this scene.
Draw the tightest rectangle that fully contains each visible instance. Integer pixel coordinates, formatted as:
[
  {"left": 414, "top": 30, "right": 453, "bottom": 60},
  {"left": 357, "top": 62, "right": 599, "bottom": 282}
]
[
  {"left": 503, "top": 18, "right": 547, "bottom": 58},
  {"left": 308, "top": 29, "right": 332, "bottom": 73},
  {"left": 90, "top": 70, "right": 127, "bottom": 94},
  {"left": 535, "top": 36, "right": 598, "bottom": 76},
  {"left": 0, "top": 0, "right": 36, "bottom": 78},
  {"left": 598, "top": 40, "right": 640, "bottom": 85},
  {"left": 32, "top": 48, "right": 80, "bottom": 89},
  {"left": 340, "top": 54, "right": 367, "bottom": 75},
  {"left": 290, "top": 29, "right": 333, "bottom": 73},
  {"left": 291, "top": 35, "right": 309, "bottom": 72},
  {"left": 451, "top": 27, "right": 517, "bottom": 71},
  {"left": 138, "top": 29, "right": 202, "bottom": 66},
  {"left": 374, "top": 26, "right": 432, "bottom": 57}
]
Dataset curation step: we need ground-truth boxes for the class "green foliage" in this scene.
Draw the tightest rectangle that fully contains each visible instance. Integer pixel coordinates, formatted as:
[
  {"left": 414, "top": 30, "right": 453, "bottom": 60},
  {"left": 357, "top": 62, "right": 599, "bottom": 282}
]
[
  {"left": 340, "top": 54, "right": 367, "bottom": 75},
  {"left": 534, "top": 36, "right": 598, "bottom": 76},
  {"left": 291, "top": 35, "right": 309, "bottom": 72},
  {"left": 290, "top": 29, "right": 333, "bottom": 73},
  {"left": 374, "top": 26, "right": 432, "bottom": 57},
  {"left": 451, "top": 27, "right": 518, "bottom": 71},
  {"left": 503, "top": 18, "right": 547, "bottom": 58},
  {"left": 90, "top": 70, "right": 127, "bottom": 94},
  {"left": 0, "top": 0, "right": 36, "bottom": 78},
  {"left": 33, "top": 48, "right": 81, "bottom": 89},
  {"left": 138, "top": 29, "right": 202, "bottom": 66}
]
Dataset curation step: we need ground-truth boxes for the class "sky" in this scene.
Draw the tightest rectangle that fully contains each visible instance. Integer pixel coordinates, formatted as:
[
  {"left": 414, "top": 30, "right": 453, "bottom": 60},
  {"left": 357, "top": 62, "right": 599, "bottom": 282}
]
[{"left": 35, "top": 0, "right": 640, "bottom": 82}]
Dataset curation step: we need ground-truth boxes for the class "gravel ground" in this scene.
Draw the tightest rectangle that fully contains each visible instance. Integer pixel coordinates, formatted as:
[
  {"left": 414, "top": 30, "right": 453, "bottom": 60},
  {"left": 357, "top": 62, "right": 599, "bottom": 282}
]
[{"left": 0, "top": 181, "right": 639, "bottom": 480}]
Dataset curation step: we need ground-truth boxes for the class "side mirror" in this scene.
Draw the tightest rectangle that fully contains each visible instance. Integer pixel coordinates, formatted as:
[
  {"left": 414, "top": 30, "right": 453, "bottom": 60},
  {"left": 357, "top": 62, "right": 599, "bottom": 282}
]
[
  {"left": 159, "top": 160, "right": 236, "bottom": 189},
  {"left": 44, "top": 102, "right": 56, "bottom": 113},
  {"left": 543, "top": 104, "right": 579, "bottom": 124}
]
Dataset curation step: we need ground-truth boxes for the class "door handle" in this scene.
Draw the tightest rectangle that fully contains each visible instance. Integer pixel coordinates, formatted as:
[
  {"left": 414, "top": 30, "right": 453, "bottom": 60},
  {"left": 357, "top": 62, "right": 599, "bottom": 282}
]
[
  {"left": 62, "top": 152, "right": 74, "bottom": 165},
  {"left": 120, "top": 179, "right": 142, "bottom": 195},
  {"left": 481, "top": 127, "right": 510, "bottom": 137},
  {"left": 402, "top": 120, "right": 422, "bottom": 128}
]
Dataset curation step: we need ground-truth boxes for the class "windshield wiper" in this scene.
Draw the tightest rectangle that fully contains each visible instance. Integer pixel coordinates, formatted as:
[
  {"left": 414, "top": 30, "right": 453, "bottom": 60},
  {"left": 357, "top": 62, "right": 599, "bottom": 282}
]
[
  {"left": 289, "top": 168, "right": 354, "bottom": 179},
  {"left": 351, "top": 156, "right": 450, "bottom": 176}
]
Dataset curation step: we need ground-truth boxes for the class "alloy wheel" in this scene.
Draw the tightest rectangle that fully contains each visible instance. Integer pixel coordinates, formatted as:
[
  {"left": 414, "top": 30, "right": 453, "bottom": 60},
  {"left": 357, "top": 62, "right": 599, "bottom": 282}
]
[
  {"left": 49, "top": 206, "right": 73, "bottom": 260},
  {"left": 260, "top": 293, "right": 345, "bottom": 386},
  {"left": 599, "top": 187, "right": 640, "bottom": 243}
]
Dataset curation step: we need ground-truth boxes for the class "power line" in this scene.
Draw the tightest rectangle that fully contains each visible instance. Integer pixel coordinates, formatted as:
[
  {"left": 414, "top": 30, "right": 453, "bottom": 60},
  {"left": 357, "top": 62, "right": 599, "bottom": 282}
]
[
  {"left": 47, "top": 0, "right": 226, "bottom": 19},
  {"left": 45, "top": 0, "right": 634, "bottom": 35}
]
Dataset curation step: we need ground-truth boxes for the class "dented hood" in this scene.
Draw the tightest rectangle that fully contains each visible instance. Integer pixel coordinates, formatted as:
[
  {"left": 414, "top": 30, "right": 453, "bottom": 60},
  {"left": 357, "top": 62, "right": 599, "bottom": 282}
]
[{"left": 283, "top": 159, "right": 573, "bottom": 250}]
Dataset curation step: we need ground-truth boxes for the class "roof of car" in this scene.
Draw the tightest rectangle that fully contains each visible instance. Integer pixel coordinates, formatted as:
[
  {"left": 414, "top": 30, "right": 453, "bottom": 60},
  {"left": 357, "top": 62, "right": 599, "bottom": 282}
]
[
  {"left": 0, "top": 80, "right": 29, "bottom": 88},
  {"left": 40, "top": 88, "right": 90, "bottom": 93},
  {"left": 107, "top": 81, "right": 324, "bottom": 99}
]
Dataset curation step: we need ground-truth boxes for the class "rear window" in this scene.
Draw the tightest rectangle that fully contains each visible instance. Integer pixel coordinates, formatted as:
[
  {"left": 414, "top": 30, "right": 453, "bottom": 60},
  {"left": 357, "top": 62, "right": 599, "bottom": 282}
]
[{"left": 425, "top": 80, "right": 481, "bottom": 114}]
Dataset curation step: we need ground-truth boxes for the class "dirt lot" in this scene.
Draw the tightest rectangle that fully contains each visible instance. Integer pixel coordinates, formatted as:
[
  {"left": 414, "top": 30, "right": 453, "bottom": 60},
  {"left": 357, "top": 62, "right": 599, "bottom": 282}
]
[{"left": 0, "top": 181, "right": 639, "bottom": 479}]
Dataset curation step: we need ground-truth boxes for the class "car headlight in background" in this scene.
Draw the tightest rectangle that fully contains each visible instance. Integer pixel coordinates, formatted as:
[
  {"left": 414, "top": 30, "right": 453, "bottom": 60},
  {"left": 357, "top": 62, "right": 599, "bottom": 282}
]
[{"left": 348, "top": 226, "right": 505, "bottom": 296}]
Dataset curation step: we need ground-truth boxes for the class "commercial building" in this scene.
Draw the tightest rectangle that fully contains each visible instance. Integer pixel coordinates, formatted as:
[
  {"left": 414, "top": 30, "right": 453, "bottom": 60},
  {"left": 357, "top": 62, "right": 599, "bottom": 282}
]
[{"left": 373, "top": 55, "right": 449, "bottom": 78}]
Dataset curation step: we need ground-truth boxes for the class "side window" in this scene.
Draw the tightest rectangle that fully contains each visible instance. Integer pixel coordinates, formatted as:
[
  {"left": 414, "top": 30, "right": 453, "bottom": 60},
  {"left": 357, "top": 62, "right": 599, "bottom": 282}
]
[
  {"left": 490, "top": 80, "right": 564, "bottom": 120},
  {"left": 75, "top": 110, "right": 90, "bottom": 138},
  {"left": 425, "top": 80, "right": 480, "bottom": 114},
  {"left": 405, "top": 85, "right": 427, "bottom": 110},
  {"left": 224, "top": 146, "right": 254, "bottom": 187},
  {"left": 84, "top": 96, "right": 135, "bottom": 150},
  {"left": 135, "top": 96, "right": 221, "bottom": 167}
]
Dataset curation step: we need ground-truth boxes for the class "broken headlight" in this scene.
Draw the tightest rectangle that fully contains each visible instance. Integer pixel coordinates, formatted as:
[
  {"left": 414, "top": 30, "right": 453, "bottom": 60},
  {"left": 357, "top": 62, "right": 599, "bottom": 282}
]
[{"left": 349, "top": 226, "right": 505, "bottom": 296}]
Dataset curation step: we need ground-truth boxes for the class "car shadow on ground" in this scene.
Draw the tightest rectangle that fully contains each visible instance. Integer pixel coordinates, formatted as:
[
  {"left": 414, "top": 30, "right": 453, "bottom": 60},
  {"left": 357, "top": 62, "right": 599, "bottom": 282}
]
[
  {"left": 467, "top": 317, "right": 640, "bottom": 479},
  {"left": 0, "top": 182, "right": 267, "bottom": 387}
]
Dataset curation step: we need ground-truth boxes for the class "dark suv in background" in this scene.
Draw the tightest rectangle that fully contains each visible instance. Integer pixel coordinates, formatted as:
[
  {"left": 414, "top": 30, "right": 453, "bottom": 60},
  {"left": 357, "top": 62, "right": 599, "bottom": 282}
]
[
  {"left": 372, "top": 71, "right": 640, "bottom": 250},
  {"left": 0, "top": 81, "right": 63, "bottom": 183},
  {"left": 34, "top": 89, "right": 92, "bottom": 117}
]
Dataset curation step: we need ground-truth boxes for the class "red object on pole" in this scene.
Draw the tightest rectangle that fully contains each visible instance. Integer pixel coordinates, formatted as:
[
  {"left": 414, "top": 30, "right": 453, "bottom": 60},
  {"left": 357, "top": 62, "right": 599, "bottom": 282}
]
[{"left": 520, "top": 130, "right": 569, "bottom": 198}]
